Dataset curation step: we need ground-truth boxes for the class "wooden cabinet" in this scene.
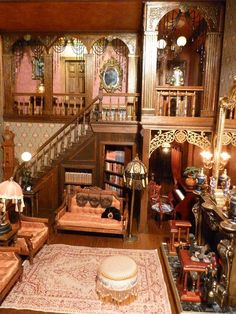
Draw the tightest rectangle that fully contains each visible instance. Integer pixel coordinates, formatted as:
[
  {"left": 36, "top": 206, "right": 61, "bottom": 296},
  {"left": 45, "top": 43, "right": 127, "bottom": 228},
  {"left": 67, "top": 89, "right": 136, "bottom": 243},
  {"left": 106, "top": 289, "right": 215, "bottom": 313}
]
[{"left": 102, "top": 144, "right": 132, "bottom": 197}]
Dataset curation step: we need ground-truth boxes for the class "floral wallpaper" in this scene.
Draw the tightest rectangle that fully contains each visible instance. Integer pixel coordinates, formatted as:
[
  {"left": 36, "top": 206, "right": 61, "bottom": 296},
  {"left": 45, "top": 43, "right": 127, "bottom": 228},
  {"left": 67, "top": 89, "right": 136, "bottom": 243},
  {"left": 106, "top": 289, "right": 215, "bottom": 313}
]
[{"left": 2, "top": 122, "right": 63, "bottom": 161}]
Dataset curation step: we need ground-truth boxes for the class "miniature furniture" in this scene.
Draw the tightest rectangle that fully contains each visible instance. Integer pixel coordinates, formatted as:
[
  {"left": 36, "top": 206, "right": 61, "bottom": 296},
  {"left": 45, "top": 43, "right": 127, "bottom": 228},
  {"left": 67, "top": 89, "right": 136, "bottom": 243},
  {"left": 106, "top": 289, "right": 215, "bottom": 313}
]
[
  {"left": 13, "top": 215, "right": 49, "bottom": 264},
  {"left": 168, "top": 220, "right": 192, "bottom": 255},
  {"left": 0, "top": 226, "right": 18, "bottom": 246},
  {"left": 54, "top": 187, "right": 128, "bottom": 236},
  {"left": 96, "top": 255, "right": 138, "bottom": 304},
  {"left": 177, "top": 249, "right": 209, "bottom": 303},
  {"left": 150, "top": 183, "right": 176, "bottom": 226},
  {"left": 0, "top": 247, "right": 23, "bottom": 304}
]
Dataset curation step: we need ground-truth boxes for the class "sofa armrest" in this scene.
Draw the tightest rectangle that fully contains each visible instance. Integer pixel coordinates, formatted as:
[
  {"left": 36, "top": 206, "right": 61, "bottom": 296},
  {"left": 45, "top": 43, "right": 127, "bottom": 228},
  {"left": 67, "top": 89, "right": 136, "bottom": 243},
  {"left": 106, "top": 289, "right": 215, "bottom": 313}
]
[
  {"left": 20, "top": 214, "right": 48, "bottom": 225},
  {"left": 122, "top": 208, "right": 129, "bottom": 230},
  {"left": 0, "top": 246, "right": 21, "bottom": 254}
]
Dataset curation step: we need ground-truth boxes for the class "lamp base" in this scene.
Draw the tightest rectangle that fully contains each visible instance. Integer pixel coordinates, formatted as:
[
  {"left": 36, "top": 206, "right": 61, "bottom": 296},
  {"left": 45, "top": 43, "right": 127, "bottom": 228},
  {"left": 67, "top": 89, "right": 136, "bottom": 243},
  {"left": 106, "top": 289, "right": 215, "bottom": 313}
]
[
  {"left": 0, "top": 221, "right": 12, "bottom": 236},
  {"left": 124, "top": 234, "right": 138, "bottom": 242}
]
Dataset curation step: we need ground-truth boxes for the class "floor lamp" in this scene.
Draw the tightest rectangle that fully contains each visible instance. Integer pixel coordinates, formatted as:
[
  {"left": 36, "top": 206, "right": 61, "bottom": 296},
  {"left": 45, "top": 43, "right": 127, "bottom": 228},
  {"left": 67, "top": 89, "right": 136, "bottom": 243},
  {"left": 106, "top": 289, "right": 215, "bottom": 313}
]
[
  {"left": 0, "top": 177, "right": 25, "bottom": 235},
  {"left": 123, "top": 155, "right": 148, "bottom": 242}
]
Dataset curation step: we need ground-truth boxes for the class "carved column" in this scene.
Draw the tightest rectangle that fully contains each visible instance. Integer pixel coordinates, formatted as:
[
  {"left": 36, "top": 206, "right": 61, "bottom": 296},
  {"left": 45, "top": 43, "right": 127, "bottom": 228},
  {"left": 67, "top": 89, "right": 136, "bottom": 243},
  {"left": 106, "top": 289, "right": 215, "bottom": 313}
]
[
  {"left": 142, "top": 31, "right": 158, "bottom": 115},
  {"left": 139, "top": 128, "right": 151, "bottom": 233},
  {"left": 44, "top": 52, "right": 53, "bottom": 115},
  {"left": 85, "top": 53, "right": 94, "bottom": 104},
  {"left": 202, "top": 32, "right": 222, "bottom": 116},
  {"left": 127, "top": 54, "right": 138, "bottom": 94}
]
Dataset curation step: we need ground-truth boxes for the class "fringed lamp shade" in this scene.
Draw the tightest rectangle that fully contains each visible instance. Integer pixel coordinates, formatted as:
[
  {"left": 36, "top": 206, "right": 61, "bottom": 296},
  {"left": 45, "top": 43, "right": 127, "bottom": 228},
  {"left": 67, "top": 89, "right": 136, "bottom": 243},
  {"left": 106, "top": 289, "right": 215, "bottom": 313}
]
[
  {"left": 0, "top": 178, "right": 25, "bottom": 213},
  {"left": 123, "top": 156, "right": 148, "bottom": 190}
]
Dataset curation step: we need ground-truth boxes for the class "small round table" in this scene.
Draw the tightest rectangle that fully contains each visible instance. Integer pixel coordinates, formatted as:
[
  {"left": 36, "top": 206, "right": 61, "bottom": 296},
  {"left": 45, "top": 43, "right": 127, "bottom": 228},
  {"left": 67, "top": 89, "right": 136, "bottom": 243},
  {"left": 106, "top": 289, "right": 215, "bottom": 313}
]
[{"left": 96, "top": 254, "right": 138, "bottom": 304}]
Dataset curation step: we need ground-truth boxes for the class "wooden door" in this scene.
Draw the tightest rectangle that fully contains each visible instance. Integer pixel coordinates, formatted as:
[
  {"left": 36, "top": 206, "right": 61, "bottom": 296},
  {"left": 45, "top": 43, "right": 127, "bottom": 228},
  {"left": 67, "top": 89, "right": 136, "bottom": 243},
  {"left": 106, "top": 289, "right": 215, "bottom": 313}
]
[{"left": 65, "top": 60, "right": 85, "bottom": 94}]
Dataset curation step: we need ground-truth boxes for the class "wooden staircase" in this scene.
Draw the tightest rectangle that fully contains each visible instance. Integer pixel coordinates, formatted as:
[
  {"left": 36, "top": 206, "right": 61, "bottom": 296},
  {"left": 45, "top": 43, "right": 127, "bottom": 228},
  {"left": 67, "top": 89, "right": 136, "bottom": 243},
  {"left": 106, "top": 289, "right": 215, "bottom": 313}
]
[{"left": 17, "top": 95, "right": 101, "bottom": 190}]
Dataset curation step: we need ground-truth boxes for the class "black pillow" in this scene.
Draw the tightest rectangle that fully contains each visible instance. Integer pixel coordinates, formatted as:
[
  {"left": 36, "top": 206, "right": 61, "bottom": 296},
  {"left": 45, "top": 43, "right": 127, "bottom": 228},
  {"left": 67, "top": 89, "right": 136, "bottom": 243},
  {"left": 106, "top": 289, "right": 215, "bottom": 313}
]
[{"left": 101, "top": 207, "right": 121, "bottom": 221}]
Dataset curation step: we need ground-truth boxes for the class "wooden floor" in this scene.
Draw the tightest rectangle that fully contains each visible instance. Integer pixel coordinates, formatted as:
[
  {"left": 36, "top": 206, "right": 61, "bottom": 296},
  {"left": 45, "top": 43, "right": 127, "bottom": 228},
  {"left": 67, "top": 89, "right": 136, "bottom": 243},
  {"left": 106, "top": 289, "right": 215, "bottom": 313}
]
[{"left": 0, "top": 216, "right": 179, "bottom": 314}]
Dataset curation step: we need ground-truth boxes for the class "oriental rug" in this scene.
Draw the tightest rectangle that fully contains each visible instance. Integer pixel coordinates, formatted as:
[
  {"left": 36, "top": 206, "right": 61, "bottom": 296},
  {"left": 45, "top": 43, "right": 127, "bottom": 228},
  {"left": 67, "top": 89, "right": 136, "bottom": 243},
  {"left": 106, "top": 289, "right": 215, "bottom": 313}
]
[{"left": 1, "top": 244, "right": 172, "bottom": 314}]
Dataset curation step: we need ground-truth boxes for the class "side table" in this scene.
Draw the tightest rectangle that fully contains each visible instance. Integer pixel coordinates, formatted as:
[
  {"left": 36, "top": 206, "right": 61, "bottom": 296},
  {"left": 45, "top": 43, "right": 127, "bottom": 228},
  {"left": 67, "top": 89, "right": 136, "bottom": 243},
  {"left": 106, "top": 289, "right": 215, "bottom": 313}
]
[
  {"left": 0, "top": 227, "right": 18, "bottom": 246},
  {"left": 23, "top": 190, "right": 38, "bottom": 217}
]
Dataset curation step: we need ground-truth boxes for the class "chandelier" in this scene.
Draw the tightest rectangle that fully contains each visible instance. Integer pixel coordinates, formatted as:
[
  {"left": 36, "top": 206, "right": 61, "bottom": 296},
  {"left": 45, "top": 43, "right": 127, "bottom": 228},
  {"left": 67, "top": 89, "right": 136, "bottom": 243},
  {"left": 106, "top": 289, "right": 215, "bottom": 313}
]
[{"left": 200, "top": 150, "right": 231, "bottom": 170}]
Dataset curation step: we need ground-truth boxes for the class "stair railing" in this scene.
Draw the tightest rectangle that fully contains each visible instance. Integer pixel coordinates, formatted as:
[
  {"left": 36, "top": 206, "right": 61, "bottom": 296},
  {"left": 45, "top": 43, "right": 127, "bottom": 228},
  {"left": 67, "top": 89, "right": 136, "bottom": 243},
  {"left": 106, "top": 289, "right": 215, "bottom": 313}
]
[{"left": 18, "top": 94, "right": 102, "bottom": 180}]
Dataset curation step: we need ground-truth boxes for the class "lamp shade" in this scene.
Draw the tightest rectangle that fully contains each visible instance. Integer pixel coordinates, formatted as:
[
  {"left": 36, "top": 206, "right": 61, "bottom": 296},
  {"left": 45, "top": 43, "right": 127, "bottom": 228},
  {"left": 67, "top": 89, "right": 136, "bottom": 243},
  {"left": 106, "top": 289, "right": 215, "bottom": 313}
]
[
  {"left": 157, "top": 38, "right": 167, "bottom": 49},
  {"left": 123, "top": 156, "right": 148, "bottom": 190},
  {"left": 0, "top": 178, "right": 25, "bottom": 212}
]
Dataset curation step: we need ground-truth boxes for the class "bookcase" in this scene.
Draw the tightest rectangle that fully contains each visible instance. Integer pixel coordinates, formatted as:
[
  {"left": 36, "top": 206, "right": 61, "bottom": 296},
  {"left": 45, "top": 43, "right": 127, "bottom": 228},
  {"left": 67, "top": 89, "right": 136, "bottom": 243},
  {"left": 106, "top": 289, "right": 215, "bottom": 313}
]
[
  {"left": 61, "top": 164, "right": 94, "bottom": 194},
  {"left": 103, "top": 145, "right": 132, "bottom": 197}
]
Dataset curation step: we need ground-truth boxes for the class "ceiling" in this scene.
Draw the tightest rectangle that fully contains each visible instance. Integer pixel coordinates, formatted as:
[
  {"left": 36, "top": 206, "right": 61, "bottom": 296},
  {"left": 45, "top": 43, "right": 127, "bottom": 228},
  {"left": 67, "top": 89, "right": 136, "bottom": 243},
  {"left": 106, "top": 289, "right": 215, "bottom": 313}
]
[{"left": 0, "top": 0, "right": 144, "bottom": 33}]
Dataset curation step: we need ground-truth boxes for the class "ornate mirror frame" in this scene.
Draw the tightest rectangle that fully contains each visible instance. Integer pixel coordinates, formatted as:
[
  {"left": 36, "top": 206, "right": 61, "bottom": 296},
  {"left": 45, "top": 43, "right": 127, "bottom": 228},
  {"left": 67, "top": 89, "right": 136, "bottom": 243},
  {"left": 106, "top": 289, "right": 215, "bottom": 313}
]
[{"left": 100, "top": 57, "right": 123, "bottom": 92}]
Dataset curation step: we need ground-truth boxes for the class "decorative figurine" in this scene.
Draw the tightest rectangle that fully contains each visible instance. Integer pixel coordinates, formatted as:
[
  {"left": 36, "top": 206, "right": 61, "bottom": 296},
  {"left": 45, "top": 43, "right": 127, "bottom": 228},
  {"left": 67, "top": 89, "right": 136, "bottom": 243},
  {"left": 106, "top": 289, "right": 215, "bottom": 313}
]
[{"left": 169, "top": 66, "right": 184, "bottom": 86}]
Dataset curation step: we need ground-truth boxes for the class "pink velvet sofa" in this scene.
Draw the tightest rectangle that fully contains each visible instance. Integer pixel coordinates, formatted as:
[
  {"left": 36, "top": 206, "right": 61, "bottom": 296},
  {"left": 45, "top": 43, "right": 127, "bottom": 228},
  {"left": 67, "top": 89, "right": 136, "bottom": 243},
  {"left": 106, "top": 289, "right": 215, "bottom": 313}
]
[
  {"left": 0, "top": 247, "right": 23, "bottom": 304},
  {"left": 54, "top": 187, "right": 128, "bottom": 236}
]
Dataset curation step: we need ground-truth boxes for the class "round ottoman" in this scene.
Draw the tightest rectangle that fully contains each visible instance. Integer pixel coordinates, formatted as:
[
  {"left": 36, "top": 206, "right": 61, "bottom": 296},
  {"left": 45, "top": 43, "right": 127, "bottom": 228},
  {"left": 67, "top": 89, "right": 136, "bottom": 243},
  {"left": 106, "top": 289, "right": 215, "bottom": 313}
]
[{"left": 96, "top": 254, "right": 138, "bottom": 304}]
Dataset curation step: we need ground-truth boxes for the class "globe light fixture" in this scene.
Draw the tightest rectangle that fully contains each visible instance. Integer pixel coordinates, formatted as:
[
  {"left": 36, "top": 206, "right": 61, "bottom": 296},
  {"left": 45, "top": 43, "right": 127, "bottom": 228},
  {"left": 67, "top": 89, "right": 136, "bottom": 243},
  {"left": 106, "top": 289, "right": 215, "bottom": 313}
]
[
  {"left": 177, "top": 36, "right": 187, "bottom": 47},
  {"left": 157, "top": 38, "right": 167, "bottom": 49},
  {"left": 21, "top": 151, "right": 32, "bottom": 162}
]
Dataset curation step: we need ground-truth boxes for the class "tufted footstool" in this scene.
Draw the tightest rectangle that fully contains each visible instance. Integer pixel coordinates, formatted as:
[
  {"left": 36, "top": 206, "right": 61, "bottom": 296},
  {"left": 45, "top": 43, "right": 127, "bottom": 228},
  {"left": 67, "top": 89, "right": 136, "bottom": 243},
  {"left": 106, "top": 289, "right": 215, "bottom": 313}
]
[{"left": 96, "top": 255, "right": 138, "bottom": 304}]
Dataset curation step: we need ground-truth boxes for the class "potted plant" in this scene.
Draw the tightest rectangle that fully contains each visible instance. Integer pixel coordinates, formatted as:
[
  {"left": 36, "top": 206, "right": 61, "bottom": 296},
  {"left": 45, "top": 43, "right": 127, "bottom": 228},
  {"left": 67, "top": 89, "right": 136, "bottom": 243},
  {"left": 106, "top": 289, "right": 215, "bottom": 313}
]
[{"left": 183, "top": 166, "right": 200, "bottom": 189}]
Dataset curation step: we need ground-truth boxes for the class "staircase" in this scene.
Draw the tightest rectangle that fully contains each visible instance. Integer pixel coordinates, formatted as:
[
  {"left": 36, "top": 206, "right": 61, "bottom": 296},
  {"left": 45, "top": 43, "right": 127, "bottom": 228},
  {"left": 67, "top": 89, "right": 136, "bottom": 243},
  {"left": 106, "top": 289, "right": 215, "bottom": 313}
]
[{"left": 18, "top": 94, "right": 102, "bottom": 189}]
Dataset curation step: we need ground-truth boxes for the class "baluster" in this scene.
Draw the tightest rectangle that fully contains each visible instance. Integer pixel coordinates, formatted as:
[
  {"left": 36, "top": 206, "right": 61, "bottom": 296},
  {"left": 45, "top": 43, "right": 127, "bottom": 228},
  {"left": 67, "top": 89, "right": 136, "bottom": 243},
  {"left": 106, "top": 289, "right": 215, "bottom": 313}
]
[
  {"left": 33, "top": 96, "right": 37, "bottom": 115},
  {"left": 168, "top": 92, "right": 172, "bottom": 116},
  {"left": 61, "top": 131, "right": 66, "bottom": 152},
  {"left": 184, "top": 92, "right": 188, "bottom": 117},
  {"left": 192, "top": 91, "right": 196, "bottom": 117},
  {"left": 40, "top": 96, "right": 43, "bottom": 115}
]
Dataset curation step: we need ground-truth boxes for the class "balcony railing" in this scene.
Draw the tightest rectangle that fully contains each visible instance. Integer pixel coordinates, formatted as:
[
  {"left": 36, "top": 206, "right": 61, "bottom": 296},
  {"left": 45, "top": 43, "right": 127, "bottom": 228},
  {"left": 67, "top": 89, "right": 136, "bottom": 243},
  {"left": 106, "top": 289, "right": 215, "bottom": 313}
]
[
  {"left": 11, "top": 91, "right": 139, "bottom": 122},
  {"left": 155, "top": 86, "right": 204, "bottom": 117}
]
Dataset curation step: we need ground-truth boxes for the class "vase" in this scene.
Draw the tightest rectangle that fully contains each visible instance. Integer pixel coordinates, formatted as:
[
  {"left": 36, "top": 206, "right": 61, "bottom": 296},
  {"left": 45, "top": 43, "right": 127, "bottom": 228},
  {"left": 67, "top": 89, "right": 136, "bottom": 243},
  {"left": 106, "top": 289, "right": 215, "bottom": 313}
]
[{"left": 185, "top": 175, "right": 196, "bottom": 189}]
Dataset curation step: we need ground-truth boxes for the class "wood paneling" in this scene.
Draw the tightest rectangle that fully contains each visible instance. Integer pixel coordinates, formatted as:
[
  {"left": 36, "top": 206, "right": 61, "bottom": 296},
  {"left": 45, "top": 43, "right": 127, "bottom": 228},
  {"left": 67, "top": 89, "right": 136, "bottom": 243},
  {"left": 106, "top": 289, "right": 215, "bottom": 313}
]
[{"left": 0, "top": 1, "right": 143, "bottom": 32}]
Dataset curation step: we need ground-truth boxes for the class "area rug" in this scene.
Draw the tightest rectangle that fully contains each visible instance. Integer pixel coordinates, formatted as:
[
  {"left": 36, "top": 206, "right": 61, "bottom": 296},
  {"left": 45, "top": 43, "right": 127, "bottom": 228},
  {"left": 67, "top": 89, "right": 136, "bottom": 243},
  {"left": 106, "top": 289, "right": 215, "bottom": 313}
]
[{"left": 1, "top": 244, "right": 172, "bottom": 314}]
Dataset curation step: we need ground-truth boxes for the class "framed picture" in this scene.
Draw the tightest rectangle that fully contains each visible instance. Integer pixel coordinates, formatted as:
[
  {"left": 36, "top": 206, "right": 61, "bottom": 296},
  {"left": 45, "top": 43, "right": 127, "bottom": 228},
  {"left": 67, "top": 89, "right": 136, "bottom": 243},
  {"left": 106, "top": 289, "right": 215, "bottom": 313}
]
[
  {"left": 166, "top": 60, "right": 186, "bottom": 86},
  {"left": 32, "top": 57, "right": 44, "bottom": 80},
  {"left": 100, "top": 57, "right": 123, "bottom": 92}
]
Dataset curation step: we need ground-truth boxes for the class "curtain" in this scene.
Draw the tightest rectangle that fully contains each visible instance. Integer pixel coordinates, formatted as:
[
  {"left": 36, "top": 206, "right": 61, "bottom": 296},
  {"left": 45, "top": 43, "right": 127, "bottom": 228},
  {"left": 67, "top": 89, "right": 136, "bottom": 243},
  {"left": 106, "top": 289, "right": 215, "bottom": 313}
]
[{"left": 171, "top": 147, "right": 182, "bottom": 186}]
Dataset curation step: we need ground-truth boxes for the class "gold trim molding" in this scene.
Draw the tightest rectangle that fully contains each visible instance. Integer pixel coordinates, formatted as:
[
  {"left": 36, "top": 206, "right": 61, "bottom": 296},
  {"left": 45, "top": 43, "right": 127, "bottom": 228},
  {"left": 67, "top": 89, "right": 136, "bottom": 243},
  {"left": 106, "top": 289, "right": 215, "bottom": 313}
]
[
  {"left": 149, "top": 130, "right": 211, "bottom": 157},
  {"left": 222, "top": 132, "right": 236, "bottom": 146}
]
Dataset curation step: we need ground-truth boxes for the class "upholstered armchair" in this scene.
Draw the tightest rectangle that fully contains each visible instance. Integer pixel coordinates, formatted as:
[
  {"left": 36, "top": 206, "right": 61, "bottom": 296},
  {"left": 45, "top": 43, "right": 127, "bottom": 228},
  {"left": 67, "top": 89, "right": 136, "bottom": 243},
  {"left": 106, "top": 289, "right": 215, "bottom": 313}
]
[
  {"left": 0, "top": 246, "right": 23, "bottom": 304},
  {"left": 13, "top": 215, "right": 49, "bottom": 264}
]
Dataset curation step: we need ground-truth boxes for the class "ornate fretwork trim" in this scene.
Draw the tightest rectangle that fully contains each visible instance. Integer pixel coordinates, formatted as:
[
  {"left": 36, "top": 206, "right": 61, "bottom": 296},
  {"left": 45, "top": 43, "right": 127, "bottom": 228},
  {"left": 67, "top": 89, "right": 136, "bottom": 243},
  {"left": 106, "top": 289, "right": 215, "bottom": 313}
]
[
  {"left": 149, "top": 130, "right": 211, "bottom": 157},
  {"left": 222, "top": 132, "right": 236, "bottom": 146}
]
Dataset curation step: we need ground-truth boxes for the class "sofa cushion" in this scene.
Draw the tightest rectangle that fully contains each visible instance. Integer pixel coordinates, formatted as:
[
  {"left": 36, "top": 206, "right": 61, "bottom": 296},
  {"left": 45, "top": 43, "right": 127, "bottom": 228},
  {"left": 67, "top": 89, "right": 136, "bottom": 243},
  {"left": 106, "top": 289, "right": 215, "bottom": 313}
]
[
  {"left": 89, "top": 193, "right": 100, "bottom": 208},
  {"left": 100, "top": 195, "right": 113, "bottom": 208},
  {"left": 58, "top": 212, "right": 123, "bottom": 231},
  {"left": 0, "top": 252, "right": 20, "bottom": 292},
  {"left": 76, "top": 192, "right": 89, "bottom": 207}
]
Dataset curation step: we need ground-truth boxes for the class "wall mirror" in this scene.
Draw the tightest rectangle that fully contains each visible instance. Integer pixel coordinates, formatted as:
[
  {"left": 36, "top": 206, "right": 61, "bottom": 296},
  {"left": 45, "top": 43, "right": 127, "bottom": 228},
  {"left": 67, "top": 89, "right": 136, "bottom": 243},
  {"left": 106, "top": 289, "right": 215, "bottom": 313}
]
[{"left": 100, "top": 57, "right": 123, "bottom": 92}]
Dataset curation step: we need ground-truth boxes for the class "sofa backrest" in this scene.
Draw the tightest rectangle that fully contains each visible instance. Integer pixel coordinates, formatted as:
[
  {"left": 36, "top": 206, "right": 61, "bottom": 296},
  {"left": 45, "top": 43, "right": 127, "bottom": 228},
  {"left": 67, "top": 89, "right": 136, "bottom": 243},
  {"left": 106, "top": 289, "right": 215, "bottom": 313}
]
[{"left": 68, "top": 188, "right": 123, "bottom": 215}]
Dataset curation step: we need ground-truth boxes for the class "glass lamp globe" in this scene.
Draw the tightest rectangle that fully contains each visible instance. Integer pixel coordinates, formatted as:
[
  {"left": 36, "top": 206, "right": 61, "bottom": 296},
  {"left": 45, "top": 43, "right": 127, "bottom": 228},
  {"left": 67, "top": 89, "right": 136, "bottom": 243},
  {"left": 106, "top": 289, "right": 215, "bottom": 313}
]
[
  {"left": 157, "top": 39, "right": 167, "bottom": 49},
  {"left": 21, "top": 151, "right": 32, "bottom": 162},
  {"left": 177, "top": 36, "right": 187, "bottom": 47}
]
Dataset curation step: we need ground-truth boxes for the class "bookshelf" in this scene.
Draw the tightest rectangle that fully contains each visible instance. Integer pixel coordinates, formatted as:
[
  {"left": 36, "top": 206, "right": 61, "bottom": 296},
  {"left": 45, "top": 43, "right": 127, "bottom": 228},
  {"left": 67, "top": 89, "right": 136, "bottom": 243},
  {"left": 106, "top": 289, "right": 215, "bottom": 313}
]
[
  {"left": 61, "top": 165, "right": 94, "bottom": 194},
  {"left": 103, "top": 145, "right": 131, "bottom": 197}
]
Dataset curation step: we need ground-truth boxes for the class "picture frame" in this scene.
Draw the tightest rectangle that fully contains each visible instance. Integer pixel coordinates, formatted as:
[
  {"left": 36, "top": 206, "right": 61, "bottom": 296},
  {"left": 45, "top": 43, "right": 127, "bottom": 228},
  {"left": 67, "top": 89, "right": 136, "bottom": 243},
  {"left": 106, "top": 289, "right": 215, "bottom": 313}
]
[
  {"left": 32, "top": 57, "right": 44, "bottom": 80},
  {"left": 100, "top": 57, "right": 123, "bottom": 93}
]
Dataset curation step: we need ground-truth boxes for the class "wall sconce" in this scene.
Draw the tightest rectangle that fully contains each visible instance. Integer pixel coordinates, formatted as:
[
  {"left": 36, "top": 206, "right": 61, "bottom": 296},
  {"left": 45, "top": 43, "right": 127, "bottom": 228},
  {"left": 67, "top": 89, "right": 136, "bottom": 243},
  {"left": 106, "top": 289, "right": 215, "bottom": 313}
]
[
  {"left": 37, "top": 81, "right": 45, "bottom": 94},
  {"left": 200, "top": 150, "right": 231, "bottom": 170},
  {"left": 157, "top": 38, "right": 167, "bottom": 50},
  {"left": 162, "top": 143, "right": 171, "bottom": 153}
]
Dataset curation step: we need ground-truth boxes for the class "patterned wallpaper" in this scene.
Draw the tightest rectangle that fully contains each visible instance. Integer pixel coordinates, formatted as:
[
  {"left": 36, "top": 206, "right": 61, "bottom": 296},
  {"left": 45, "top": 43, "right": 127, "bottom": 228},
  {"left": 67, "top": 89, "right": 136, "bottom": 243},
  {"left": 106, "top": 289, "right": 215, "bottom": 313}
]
[
  {"left": 2, "top": 122, "right": 63, "bottom": 161},
  {"left": 219, "top": 0, "right": 236, "bottom": 96}
]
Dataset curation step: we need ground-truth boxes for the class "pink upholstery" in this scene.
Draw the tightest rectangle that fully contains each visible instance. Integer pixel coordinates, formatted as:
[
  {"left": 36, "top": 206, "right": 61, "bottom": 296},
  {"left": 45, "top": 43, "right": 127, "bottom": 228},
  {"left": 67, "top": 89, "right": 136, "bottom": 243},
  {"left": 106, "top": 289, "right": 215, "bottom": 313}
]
[
  {"left": 55, "top": 188, "right": 128, "bottom": 235},
  {"left": 0, "top": 249, "right": 23, "bottom": 303},
  {"left": 15, "top": 221, "right": 48, "bottom": 255},
  {"left": 12, "top": 216, "right": 49, "bottom": 264}
]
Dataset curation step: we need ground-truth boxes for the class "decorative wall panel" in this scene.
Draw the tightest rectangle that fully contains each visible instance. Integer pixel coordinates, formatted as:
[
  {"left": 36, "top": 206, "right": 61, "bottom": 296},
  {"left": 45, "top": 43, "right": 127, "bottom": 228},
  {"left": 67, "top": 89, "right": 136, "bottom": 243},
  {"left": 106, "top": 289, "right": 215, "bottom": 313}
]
[
  {"left": 2, "top": 122, "right": 63, "bottom": 160},
  {"left": 219, "top": 0, "right": 236, "bottom": 97}
]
